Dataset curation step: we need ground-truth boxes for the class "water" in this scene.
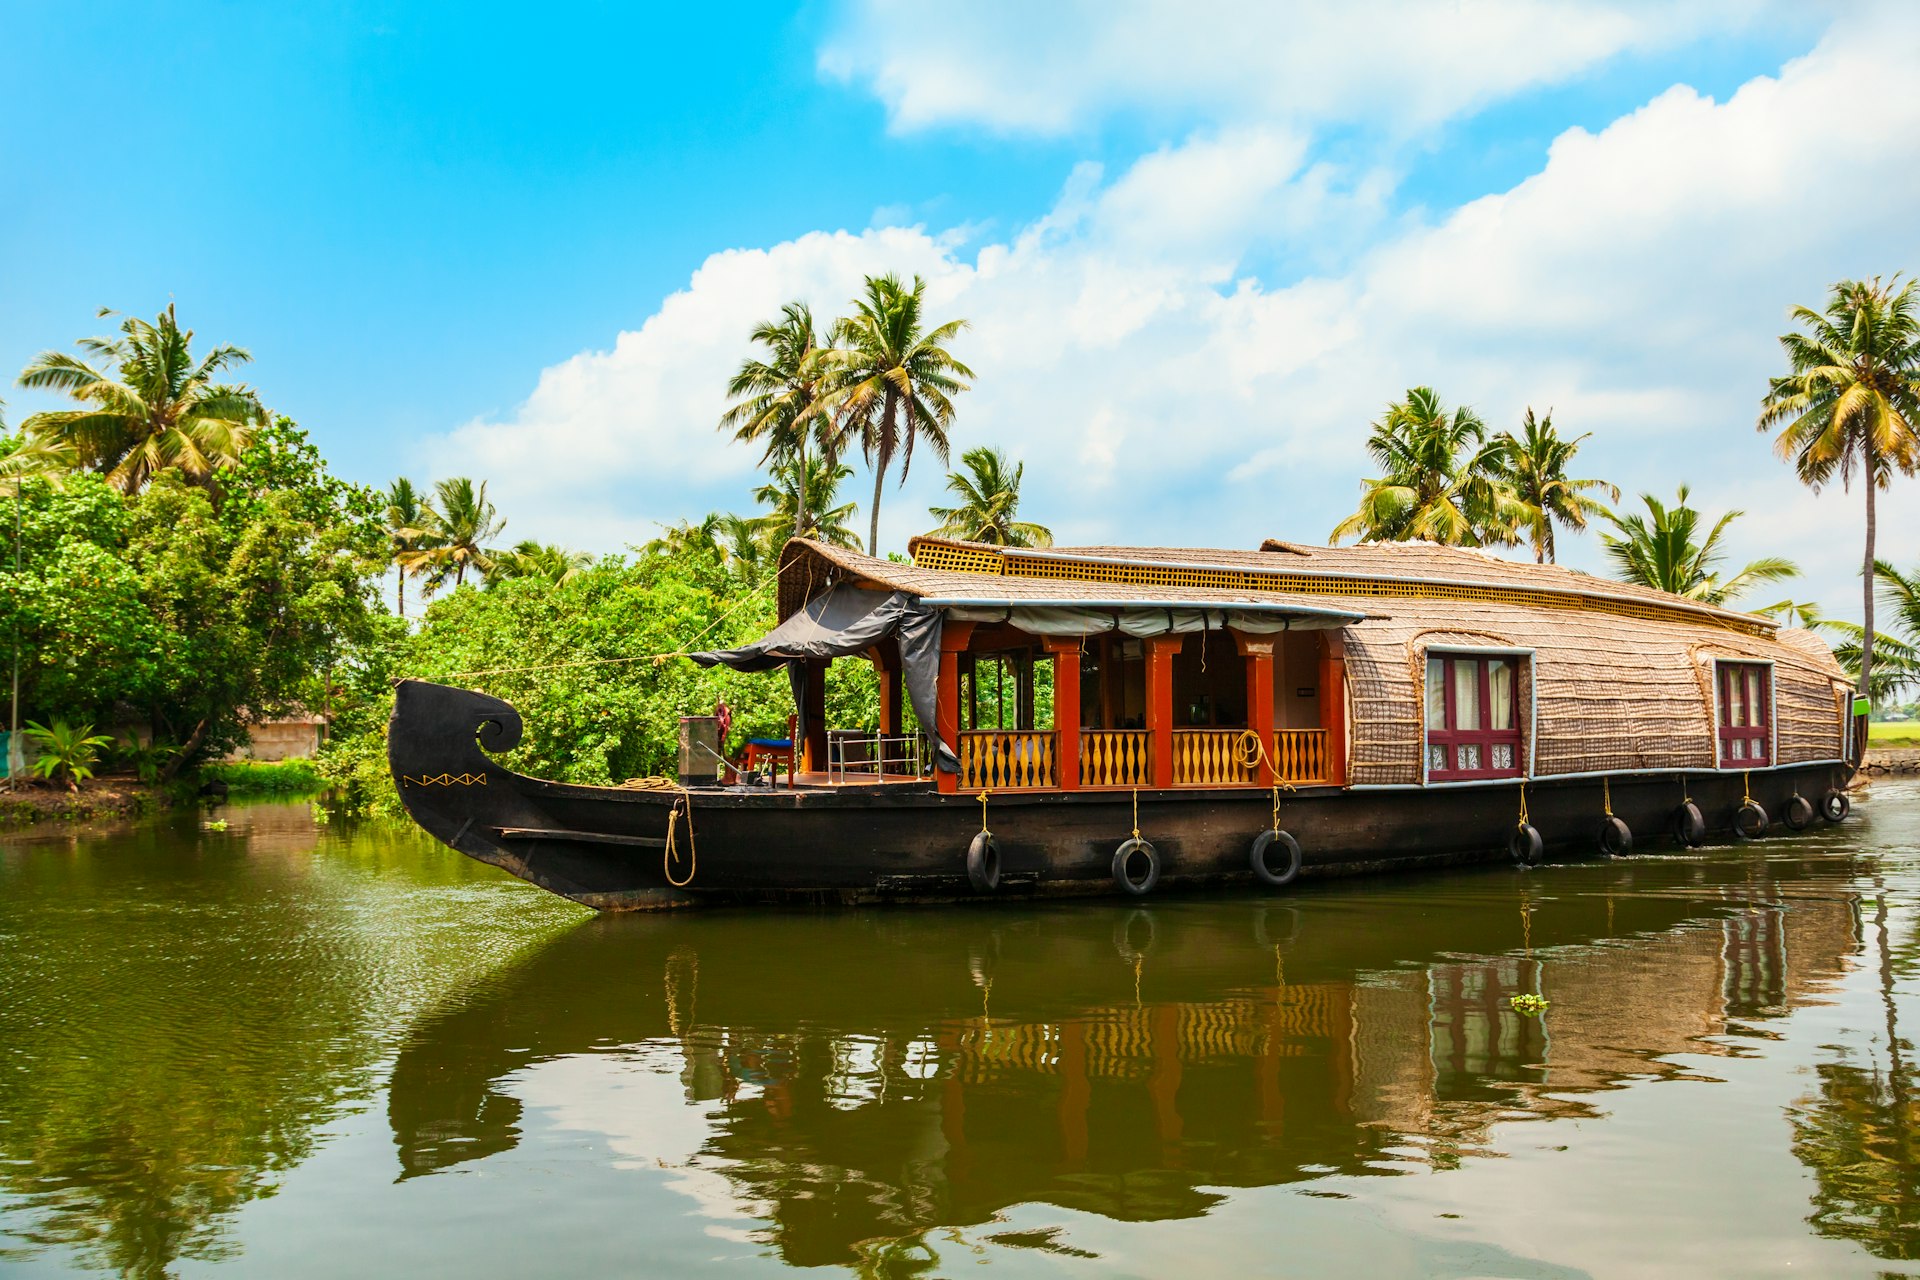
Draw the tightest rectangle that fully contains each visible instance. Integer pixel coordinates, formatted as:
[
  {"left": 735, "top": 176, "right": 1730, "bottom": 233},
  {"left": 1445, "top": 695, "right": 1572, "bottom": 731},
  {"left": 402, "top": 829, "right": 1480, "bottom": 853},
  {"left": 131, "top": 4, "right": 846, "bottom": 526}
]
[{"left": 2, "top": 788, "right": 1920, "bottom": 1279}]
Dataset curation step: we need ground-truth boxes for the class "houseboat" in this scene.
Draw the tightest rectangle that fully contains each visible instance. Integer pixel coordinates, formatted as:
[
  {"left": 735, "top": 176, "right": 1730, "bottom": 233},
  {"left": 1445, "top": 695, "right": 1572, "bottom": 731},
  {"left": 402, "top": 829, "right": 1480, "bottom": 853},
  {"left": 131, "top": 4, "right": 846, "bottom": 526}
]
[{"left": 388, "top": 535, "right": 1862, "bottom": 910}]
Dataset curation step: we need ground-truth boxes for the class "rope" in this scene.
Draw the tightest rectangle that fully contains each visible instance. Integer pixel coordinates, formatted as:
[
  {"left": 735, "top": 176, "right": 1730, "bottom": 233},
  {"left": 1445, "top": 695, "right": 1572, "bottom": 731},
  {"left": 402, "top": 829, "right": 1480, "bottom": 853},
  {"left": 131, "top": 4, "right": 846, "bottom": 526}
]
[
  {"left": 1232, "top": 729, "right": 1295, "bottom": 832},
  {"left": 1517, "top": 781, "right": 1530, "bottom": 830},
  {"left": 978, "top": 789, "right": 991, "bottom": 834},
  {"left": 1743, "top": 770, "right": 1753, "bottom": 806},
  {"left": 1602, "top": 776, "right": 1613, "bottom": 818},
  {"left": 619, "top": 775, "right": 699, "bottom": 887},
  {"left": 1131, "top": 787, "right": 1142, "bottom": 842}
]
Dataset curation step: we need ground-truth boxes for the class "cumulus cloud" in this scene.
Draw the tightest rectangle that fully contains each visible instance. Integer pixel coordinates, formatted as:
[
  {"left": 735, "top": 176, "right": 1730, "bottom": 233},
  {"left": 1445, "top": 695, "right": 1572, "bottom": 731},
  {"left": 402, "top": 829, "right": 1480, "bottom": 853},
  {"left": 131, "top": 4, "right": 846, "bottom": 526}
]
[
  {"left": 818, "top": 0, "right": 1797, "bottom": 136},
  {"left": 428, "top": 8, "right": 1920, "bottom": 621}
]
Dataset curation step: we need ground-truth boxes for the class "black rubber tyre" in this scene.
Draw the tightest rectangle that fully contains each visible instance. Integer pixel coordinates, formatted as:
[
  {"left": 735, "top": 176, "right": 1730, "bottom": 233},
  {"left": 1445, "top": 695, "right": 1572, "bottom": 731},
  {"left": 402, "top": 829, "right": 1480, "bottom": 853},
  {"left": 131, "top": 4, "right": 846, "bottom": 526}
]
[
  {"left": 966, "top": 831, "right": 1000, "bottom": 893},
  {"left": 1732, "top": 800, "right": 1769, "bottom": 841},
  {"left": 1113, "top": 837, "right": 1160, "bottom": 896},
  {"left": 1783, "top": 794, "right": 1814, "bottom": 832},
  {"left": 1599, "top": 815, "right": 1633, "bottom": 857},
  {"left": 1510, "top": 823, "right": 1544, "bottom": 867},
  {"left": 1250, "top": 829, "right": 1303, "bottom": 888},
  {"left": 1821, "top": 789, "right": 1851, "bottom": 823},
  {"left": 1672, "top": 801, "right": 1706, "bottom": 848}
]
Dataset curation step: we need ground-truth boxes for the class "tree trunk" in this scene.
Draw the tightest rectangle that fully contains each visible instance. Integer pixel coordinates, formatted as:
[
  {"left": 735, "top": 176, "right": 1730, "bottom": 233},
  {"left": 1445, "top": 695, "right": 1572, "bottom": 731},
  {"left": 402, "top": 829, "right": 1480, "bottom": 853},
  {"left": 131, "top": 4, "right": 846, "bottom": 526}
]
[
  {"left": 868, "top": 392, "right": 897, "bottom": 557},
  {"left": 1862, "top": 463, "right": 1877, "bottom": 700},
  {"left": 868, "top": 457, "right": 885, "bottom": 557},
  {"left": 396, "top": 568, "right": 405, "bottom": 619},
  {"left": 795, "top": 437, "right": 810, "bottom": 543},
  {"left": 159, "top": 716, "right": 211, "bottom": 784}
]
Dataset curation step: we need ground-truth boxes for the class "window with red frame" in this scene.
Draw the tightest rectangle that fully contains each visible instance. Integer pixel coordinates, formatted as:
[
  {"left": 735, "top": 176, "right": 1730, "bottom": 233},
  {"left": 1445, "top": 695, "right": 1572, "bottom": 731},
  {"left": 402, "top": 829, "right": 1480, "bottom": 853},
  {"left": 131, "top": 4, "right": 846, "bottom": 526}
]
[
  {"left": 1425, "top": 654, "right": 1524, "bottom": 781},
  {"left": 1716, "top": 662, "right": 1771, "bottom": 767}
]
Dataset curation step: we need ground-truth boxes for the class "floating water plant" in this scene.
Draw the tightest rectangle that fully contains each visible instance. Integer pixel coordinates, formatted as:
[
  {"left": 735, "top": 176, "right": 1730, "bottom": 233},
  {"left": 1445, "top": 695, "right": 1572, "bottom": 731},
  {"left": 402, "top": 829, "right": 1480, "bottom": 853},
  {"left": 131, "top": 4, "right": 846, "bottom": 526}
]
[{"left": 1510, "top": 993, "right": 1550, "bottom": 1016}]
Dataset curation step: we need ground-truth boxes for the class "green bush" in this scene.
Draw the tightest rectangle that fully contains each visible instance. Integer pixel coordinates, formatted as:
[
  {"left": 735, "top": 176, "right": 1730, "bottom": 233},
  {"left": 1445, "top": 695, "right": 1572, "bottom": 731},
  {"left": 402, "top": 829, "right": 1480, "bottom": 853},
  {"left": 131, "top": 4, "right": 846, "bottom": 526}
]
[{"left": 199, "top": 759, "right": 325, "bottom": 795}]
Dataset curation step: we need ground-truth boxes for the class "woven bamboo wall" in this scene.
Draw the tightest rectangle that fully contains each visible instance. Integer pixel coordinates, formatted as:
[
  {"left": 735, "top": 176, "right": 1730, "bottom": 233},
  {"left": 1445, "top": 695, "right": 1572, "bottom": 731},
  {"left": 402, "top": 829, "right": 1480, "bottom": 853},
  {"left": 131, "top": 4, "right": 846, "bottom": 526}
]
[{"left": 1341, "top": 598, "right": 1846, "bottom": 786}]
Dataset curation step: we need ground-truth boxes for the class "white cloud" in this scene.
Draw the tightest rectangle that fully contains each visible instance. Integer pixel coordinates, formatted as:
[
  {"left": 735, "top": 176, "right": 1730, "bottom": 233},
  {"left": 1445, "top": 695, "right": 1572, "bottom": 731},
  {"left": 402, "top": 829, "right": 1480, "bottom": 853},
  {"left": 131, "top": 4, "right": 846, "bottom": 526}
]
[
  {"left": 428, "top": 8, "right": 1920, "bottom": 622},
  {"left": 818, "top": 0, "right": 1797, "bottom": 136}
]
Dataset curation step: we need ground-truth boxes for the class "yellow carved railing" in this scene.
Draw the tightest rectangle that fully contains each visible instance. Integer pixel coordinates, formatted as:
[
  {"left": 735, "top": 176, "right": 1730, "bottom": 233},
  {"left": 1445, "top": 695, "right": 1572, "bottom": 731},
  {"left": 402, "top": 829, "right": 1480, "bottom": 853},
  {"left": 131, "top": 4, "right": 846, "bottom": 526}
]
[
  {"left": 1273, "top": 729, "right": 1330, "bottom": 784},
  {"left": 958, "top": 731, "right": 1058, "bottom": 790},
  {"left": 1080, "top": 730, "right": 1152, "bottom": 788},
  {"left": 1173, "top": 729, "right": 1255, "bottom": 786}
]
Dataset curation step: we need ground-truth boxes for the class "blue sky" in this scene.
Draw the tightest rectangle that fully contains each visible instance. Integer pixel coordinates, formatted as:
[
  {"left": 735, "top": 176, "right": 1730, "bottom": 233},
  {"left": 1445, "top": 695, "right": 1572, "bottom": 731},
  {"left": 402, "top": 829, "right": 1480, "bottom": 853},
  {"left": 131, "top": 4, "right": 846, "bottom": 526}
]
[{"left": 3, "top": 2, "right": 1916, "bottom": 617}]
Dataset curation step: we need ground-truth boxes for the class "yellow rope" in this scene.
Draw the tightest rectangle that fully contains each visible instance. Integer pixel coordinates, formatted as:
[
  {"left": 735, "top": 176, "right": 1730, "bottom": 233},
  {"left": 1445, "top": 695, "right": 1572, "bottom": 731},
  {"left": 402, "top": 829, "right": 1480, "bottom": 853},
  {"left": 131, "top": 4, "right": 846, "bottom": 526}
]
[
  {"left": 1517, "top": 781, "right": 1530, "bottom": 830},
  {"left": 1602, "top": 776, "right": 1613, "bottom": 818},
  {"left": 1131, "top": 788, "right": 1142, "bottom": 842},
  {"left": 619, "top": 775, "right": 699, "bottom": 887},
  {"left": 978, "top": 789, "right": 991, "bottom": 834},
  {"left": 1743, "top": 770, "right": 1753, "bottom": 805},
  {"left": 1232, "top": 728, "right": 1296, "bottom": 832}
]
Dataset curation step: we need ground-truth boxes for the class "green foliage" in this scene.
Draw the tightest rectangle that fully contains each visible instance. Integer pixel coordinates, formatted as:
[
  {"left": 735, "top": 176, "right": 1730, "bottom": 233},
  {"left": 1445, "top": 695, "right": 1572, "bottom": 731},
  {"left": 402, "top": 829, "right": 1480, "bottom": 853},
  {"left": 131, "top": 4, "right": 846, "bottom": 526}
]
[
  {"left": 1492, "top": 410, "right": 1616, "bottom": 564},
  {"left": 200, "top": 759, "right": 324, "bottom": 795},
  {"left": 1330, "top": 387, "right": 1523, "bottom": 547},
  {"left": 397, "top": 477, "right": 505, "bottom": 594},
  {"left": 17, "top": 303, "right": 266, "bottom": 494},
  {"left": 1600, "top": 486, "right": 1799, "bottom": 606},
  {"left": 927, "top": 445, "right": 1052, "bottom": 546},
  {"left": 319, "top": 544, "right": 881, "bottom": 817},
  {"left": 23, "top": 719, "right": 114, "bottom": 788}
]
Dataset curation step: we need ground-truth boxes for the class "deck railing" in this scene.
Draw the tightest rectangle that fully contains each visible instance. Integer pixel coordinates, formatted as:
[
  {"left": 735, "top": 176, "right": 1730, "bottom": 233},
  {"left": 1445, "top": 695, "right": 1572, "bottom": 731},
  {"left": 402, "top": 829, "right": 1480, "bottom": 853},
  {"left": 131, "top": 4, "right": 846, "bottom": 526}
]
[
  {"left": 1079, "top": 730, "right": 1153, "bottom": 788},
  {"left": 1273, "top": 729, "right": 1331, "bottom": 784},
  {"left": 1171, "top": 729, "right": 1254, "bottom": 786},
  {"left": 957, "top": 730, "right": 1058, "bottom": 790}
]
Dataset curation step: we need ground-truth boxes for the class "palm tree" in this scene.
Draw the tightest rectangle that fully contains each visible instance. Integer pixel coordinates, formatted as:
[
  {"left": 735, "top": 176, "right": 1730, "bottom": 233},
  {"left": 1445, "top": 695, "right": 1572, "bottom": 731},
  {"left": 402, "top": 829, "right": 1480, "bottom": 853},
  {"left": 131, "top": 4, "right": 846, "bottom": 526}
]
[
  {"left": 750, "top": 453, "right": 860, "bottom": 549},
  {"left": 1494, "top": 409, "right": 1617, "bottom": 563},
  {"left": 1759, "top": 276, "right": 1920, "bottom": 698},
  {"left": 815, "top": 274, "right": 972, "bottom": 556},
  {"left": 642, "top": 513, "right": 724, "bottom": 560},
  {"left": 485, "top": 540, "right": 592, "bottom": 586},
  {"left": 399, "top": 477, "right": 504, "bottom": 591},
  {"left": 927, "top": 446, "right": 1053, "bottom": 547},
  {"left": 718, "top": 303, "right": 833, "bottom": 541},
  {"left": 1600, "top": 486, "right": 1799, "bottom": 606},
  {"left": 1330, "top": 387, "right": 1522, "bottom": 547},
  {"left": 1821, "top": 560, "right": 1920, "bottom": 700},
  {"left": 384, "top": 477, "right": 433, "bottom": 618},
  {"left": 16, "top": 304, "right": 266, "bottom": 494}
]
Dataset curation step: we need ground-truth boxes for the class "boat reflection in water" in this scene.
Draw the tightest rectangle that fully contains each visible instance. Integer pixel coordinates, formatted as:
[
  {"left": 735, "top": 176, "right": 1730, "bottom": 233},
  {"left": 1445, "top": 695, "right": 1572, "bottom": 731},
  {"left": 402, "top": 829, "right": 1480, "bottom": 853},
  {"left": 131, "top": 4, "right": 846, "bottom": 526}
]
[{"left": 389, "top": 856, "right": 1864, "bottom": 1269}]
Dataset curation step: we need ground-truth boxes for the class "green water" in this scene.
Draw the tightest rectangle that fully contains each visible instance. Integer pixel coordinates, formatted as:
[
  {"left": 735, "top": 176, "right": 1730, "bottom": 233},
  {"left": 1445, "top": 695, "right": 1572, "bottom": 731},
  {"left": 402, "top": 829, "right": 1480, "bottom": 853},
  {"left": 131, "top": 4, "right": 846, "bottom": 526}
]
[{"left": 3, "top": 786, "right": 1920, "bottom": 1278}]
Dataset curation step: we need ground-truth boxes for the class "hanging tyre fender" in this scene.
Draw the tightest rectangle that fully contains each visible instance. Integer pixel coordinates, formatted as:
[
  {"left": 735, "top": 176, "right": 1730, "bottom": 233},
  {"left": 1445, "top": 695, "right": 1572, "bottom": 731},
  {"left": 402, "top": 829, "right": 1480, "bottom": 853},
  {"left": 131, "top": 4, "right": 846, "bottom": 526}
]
[
  {"left": 1820, "top": 789, "right": 1851, "bottom": 823},
  {"left": 966, "top": 830, "right": 1000, "bottom": 893},
  {"left": 1672, "top": 801, "right": 1706, "bottom": 848},
  {"left": 1112, "top": 837, "right": 1160, "bottom": 896},
  {"left": 1732, "top": 799, "right": 1769, "bottom": 841},
  {"left": 1250, "top": 829, "right": 1303, "bottom": 888},
  {"left": 1599, "top": 815, "right": 1633, "bottom": 857},
  {"left": 1510, "top": 823, "right": 1544, "bottom": 867},
  {"left": 1782, "top": 794, "right": 1814, "bottom": 832}
]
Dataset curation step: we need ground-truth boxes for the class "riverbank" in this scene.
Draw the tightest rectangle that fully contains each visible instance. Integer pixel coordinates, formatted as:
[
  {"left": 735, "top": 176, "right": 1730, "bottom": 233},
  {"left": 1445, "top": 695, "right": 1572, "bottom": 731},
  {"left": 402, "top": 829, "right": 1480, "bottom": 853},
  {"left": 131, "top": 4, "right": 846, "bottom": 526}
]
[
  {"left": 1865, "top": 747, "right": 1920, "bottom": 776},
  {"left": 0, "top": 778, "right": 173, "bottom": 827}
]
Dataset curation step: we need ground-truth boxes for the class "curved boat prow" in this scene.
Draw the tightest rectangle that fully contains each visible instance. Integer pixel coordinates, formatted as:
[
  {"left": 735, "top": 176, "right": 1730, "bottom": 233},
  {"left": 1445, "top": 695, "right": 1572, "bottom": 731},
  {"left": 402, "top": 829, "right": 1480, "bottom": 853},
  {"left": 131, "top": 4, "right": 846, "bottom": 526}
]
[{"left": 387, "top": 679, "right": 693, "bottom": 910}]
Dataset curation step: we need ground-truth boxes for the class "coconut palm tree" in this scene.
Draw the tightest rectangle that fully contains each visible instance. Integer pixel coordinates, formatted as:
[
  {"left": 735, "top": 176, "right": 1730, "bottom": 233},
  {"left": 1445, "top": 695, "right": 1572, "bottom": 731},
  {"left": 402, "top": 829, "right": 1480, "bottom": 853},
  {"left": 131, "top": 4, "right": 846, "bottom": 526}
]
[
  {"left": 384, "top": 477, "right": 433, "bottom": 618},
  {"left": 1494, "top": 409, "right": 1617, "bottom": 563},
  {"left": 485, "top": 540, "right": 593, "bottom": 586},
  {"left": 16, "top": 304, "right": 266, "bottom": 494},
  {"left": 1759, "top": 276, "right": 1920, "bottom": 698},
  {"left": 399, "top": 477, "right": 504, "bottom": 591},
  {"left": 719, "top": 302, "right": 833, "bottom": 541},
  {"left": 1330, "top": 387, "right": 1522, "bottom": 547},
  {"left": 815, "top": 274, "right": 972, "bottom": 556},
  {"left": 1821, "top": 560, "right": 1920, "bottom": 700},
  {"left": 927, "top": 446, "right": 1053, "bottom": 547},
  {"left": 642, "top": 513, "right": 724, "bottom": 560},
  {"left": 1600, "top": 486, "right": 1799, "bottom": 607},
  {"left": 751, "top": 453, "right": 860, "bottom": 549}
]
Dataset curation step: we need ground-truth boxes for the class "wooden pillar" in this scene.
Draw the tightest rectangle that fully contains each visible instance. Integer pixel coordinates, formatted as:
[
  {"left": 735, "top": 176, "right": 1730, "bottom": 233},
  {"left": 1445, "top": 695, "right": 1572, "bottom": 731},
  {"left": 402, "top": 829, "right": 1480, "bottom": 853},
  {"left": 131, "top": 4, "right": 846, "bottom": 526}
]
[
  {"left": 1234, "top": 630, "right": 1277, "bottom": 786},
  {"left": 936, "top": 621, "right": 977, "bottom": 794},
  {"left": 1044, "top": 637, "right": 1082, "bottom": 790},
  {"left": 1144, "top": 634, "right": 1183, "bottom": 789},
  {"left": 1319, "top": 632, "right": 1348, "bottom": 787},
  {"left": 802, "top": 658, "right": 828, "bottom": 775}
]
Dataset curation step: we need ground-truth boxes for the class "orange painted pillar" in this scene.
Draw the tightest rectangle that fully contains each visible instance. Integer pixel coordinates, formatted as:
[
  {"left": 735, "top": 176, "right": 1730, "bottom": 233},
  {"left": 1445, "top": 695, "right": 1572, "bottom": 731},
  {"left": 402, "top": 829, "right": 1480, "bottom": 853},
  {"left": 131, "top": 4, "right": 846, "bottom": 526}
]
[
  {"left": 1044, "top": 637, "right": 1082, "bottom": 790},
  {"left": 1145, "top": 635, "right": 1182, "bottom": 789},
  {"left": 1319, "top": 632, "right": 1348, "bottom": 787},
  {"left": 936, "top": 621, "right": 977, "bottom": 794},
  {"left": 801, "top": 658, "right": 829, "bottom": 775},
  {"left": 1235, "top": 631, "right": 1277, "bottom": 786}
]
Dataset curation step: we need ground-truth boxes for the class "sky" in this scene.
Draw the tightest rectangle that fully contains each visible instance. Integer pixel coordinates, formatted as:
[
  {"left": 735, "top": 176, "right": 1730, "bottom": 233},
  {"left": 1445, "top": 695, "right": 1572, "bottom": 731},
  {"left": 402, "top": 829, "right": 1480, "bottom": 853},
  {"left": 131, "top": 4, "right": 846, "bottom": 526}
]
[{"left": 3, "top": 0, "right": 1917, "bottom": 620}]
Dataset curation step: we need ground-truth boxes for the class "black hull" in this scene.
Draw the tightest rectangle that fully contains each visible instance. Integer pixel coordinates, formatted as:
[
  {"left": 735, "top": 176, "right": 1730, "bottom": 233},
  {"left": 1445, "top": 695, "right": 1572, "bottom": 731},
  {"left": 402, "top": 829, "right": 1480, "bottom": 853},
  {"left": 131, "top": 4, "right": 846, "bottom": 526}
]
[{"left": 389, "top": 679, "right": 1859, "bottom": 911}]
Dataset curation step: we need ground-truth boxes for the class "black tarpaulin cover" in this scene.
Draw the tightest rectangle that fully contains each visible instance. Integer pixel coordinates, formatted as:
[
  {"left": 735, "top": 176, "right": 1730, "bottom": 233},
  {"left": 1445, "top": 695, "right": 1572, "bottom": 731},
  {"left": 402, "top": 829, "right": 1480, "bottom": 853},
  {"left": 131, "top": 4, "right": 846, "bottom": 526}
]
[{"left": 688, "top": 585, "right": 957, "bottom": 773}]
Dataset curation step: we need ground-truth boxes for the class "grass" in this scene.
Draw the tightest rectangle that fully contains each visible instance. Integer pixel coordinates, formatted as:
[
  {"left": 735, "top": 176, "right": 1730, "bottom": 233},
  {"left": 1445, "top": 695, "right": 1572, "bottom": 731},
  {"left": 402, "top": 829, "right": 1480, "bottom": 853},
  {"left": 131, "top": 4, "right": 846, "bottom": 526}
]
[
  {"left": 1869, "top": 722, "right": 1920, "bottom": 748},
  {"left": 199, "top": 758, "right": 326, "bottom": 795}
]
